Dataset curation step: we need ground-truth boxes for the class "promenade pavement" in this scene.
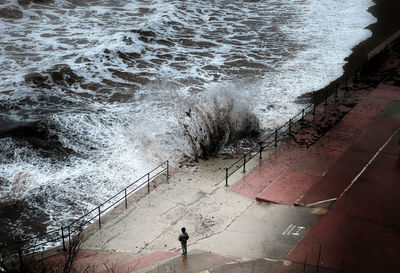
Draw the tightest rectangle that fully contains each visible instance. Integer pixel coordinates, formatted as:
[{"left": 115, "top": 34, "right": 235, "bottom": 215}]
[{"left": 73, "top": 53, "right": 400, "bottom": 272}]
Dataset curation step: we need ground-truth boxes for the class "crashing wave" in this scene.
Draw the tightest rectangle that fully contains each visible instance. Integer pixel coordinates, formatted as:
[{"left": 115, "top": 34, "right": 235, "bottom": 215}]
[{"left": 179, "top": 91, "right": 260, "bottom": 159}]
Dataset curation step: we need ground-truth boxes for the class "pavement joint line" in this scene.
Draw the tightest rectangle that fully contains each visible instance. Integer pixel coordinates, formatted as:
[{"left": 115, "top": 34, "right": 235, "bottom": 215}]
[
  {"left": 137, "top": 227, "right": 171, "bottom": 253},
  {"left": 330, "top": 207, "right": 400, "bottom": 231},
  {"left": 339, "top": 127, "right": 400, "bottom": 199},
  {"left": 193, "top": 200, "right": 255, "bottom": 245},
  {"left": 159, "top": 203, "right": 182, "bottom": 217}
]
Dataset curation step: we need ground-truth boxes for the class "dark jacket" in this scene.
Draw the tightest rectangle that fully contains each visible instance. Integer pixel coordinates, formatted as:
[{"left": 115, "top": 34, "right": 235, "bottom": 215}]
[{"left": 178, "top": 232, "right": 189, "bottom": 243}]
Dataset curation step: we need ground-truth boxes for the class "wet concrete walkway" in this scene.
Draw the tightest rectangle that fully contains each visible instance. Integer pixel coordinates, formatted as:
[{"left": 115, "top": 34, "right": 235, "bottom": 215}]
[
  {"left": 72, "top": 52, "right": 400, "bottom": 272},
  {"left": 75, "top": 86, "right": 400, "bottom": 272}
]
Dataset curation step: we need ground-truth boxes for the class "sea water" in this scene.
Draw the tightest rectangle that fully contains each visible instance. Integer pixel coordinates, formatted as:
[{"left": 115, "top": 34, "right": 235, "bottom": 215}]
[{"left": 0, "top": 0, "right": 375, "bottom": 243}]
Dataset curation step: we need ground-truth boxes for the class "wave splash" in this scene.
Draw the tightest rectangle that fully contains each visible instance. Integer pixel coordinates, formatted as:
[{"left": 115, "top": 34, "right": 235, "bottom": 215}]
[{"left": 179, "top": 90, "right": 260, "bottom": 159}]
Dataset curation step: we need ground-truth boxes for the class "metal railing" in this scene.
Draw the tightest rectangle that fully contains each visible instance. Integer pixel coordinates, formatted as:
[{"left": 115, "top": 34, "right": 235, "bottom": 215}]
[
  {"left": 224, "top": 72, "right": 351, "bottom": 186},
  {"left": 0, "top": 160, "right": 169, "bottom": 257},
  {"left": 2, "top": 30, "right": 399, "bottom": 261}
]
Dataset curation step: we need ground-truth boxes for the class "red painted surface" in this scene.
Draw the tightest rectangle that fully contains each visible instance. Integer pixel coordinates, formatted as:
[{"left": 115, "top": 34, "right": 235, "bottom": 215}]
[
  {"left": 291, "top": 145, "right": 340, "bottom": 176},
  {"left": 288, "top": 89, "right": 400, "bottom": 272},
  {"left": 97, "top": 251, "right": 179, "bottom": 273},
  {"left": 233, "top": 85, "right": 400, "bottom": 272},
  {"left": 360, "top": 152, "right": 400, "bottom": 189},
  {"left": 382, "top": 130, "right": 400, "bottom": 157},
  {"left": 232, "top": 86, "right": 397, "bottom": 204},
  {"left": 351, "top": 117, "right": 400, "bottom": 153},
  {"left": 230, "top": 162, "right": 289, "bottom": 200},
  {"left": 256, "top": 169, "right": 319, "bottom": 205},
  {"left": 332, "top": 178, "right": 400, "bottom": 229},
  {"left": 295, "top": 170, "right": 353, "bottom": 206},
  {"left": 314, "top": 128, "right": 355, "bottom": 154},
  {"left": 346, "top": 99, "right": 388, "bottom": 120},
  {"left": 287, "top": 211, "right": 400, "bottom": 273},
  {"left": 368, "top": 85, "right": 400, "bottom": 101},
  {"left": 231, "top": 141, "right": 305, "bottom": 200}
]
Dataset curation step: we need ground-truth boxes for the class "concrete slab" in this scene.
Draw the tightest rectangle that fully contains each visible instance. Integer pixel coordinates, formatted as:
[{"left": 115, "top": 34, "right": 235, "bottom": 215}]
[
  {"left": 230, "top": 141, "right": 305, "bottom": 200},
  {"left": 171, "top": 163, "right": 227, "bottom": 194},
  {"left": 331, "top": 148, "right": 373, "bottom": 176},
  {"left": 83, "top": 181, "right": 253, "bottom": 255},
  {"left": 368, "top": 84, "right": 400, "bottom": 101},
  {"left": 382, "top": 130, "right": 400, "bottom": 156},
  {"left": 193, "top": 203, "right": 321, "bottom": 260},
  {"left": 83, "top": 193, "right": 179, "bottom": 252},
  {"left": 287, "top": 211, "right": 400, "bottom": 273},
  {"left": 313, "top": 128, "right": 354, "bottom": 154},
  {"left": 211, "top": 258, "right": 340, "bottom": 273},
  {"left": 156, "top": 182, "right": 207, "bottom": 206},
  {"left": 141, "top": 187, "right": 252, "bottom": 253},
  {"left": 256, "top": 170, "right": 319, "bottom": 205},
  {"left": 331, "top": 178, "right": 400, "bottom": 229},
  {"left": 351, "top": 117, "right": 400, "bottom": 153},
  {"left": 381, "top": 100, "right": 400, "bottom": 119},
  {"left": 336, "top": 113, "right": 370, "bottom": 135},
  {"left": 262, "top": 141, "right": 306, "bottom": 169},
  {"left": 97, "top": 251, "right": 179, "bottom": 273},
  {"left": 230, "top": 162, "right": 289, "bottom": 200},
  {"left": 359, "top": 152, "right": 400, "bottom": 189},
  {"left": 137, "top": 251, "right": 235, "bottom": 273},
  {"left": 295, "top": 169, "right": 353, "bottom": 206},
  {"left": 291, "top": 146, "right": 340, "bottom": 177},
  {"left": 347, "top": 98, "right": 388, "bottom": 120}
]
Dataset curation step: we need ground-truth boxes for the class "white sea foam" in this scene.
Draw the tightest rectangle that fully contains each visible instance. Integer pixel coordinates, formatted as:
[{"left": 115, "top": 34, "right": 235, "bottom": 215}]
[{"left": 0, "top": 0, "right": 375, "bottom": 235}]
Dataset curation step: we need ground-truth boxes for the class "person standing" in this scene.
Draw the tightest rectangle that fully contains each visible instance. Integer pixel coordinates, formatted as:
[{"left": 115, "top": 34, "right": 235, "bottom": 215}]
[{"left": 178, "top": 227, "right": 189, "bottom": 257}]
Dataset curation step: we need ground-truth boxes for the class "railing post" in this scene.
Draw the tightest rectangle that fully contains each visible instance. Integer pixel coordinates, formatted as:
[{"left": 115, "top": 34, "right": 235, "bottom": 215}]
[
  {"left": 18, "top": 248, "right": 23, "bottom": 267},
  {"left": 225, "top": 168, "right": 228, "bottom": 187},
  {"left": 147, "top": 173, "right": 150, "bottom": 193},
  {"left": 301, "top": 109, "right": 304, "bottom": 121},
  {"left": 124, "top": 189, "right": 127, "bottom": 210},
  {"left": 259, "top": 142, "right": 263, "bottom": 163},
  {"left": 61, "top": 227, "right": 66, "bottom": 251},
  {"left": 166, "top": 160, "right": 169, "bottom": 181},
  {"left": 324, "top": 89, "right": 328, "bottom": 107},
  {"left": 335, "top": 83, "right": 338, "bottom": 102},
  {"left": 289, "top": 118, "right": 292, "bottom": 134},
  {"left": 313, "top": 95, "right": 316, "bottom": 116},
  {"left": 98, "top": 207, "right": 101, "bottom": 230},
  {"left": 345, "top": 73, "right": 348, "bottom": 90},
  {"left": 274, "top": 129, "right": 278, "bottom": 149},
  {"left": 68, "top": 225, "right": 71, "bottom": 243},
  {"left": 243, "top": 153, "right": 246, "bottom": 173}
]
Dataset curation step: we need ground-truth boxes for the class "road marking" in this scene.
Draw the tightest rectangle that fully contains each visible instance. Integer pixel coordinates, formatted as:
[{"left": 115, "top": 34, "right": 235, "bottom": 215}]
[
  {"left": 305, "top": 127, "right": 400, "bottom": 206},
  {"left": 339, "top": 127, "right": 400, "bottom": 198},
  {"left": 306, "top": 198, "right": 337, "bottom": 207},
  {"left": 281, "top": 224, "right": 306, "bottom": 236}
]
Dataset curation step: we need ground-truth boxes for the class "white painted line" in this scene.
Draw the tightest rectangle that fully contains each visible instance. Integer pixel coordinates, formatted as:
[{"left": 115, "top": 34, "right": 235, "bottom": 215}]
[
  {"left": 305, "top": 198, "right": 337, "bottom": 207},
  {"left": 281, "top": 224, "right": 306, "bottom": 236},
  {"left": 281, "top": 224, "right": 294, "bottom": 235},
  {"left": 339, "top": 128, "right": 400, "bottom": 198}
]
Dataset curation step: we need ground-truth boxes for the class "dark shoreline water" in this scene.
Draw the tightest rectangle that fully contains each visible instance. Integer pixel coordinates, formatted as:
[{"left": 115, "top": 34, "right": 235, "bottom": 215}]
[
  {"left": 300, "top": 0, "right": 400, "bottom": 104},
  {"left": 343, "top": 0, "right": 400, "bottom": 77}
]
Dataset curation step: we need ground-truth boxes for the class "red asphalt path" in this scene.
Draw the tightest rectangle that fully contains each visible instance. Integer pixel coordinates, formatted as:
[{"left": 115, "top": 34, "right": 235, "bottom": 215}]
[
  {"left": 232, "top": 84, "right": 400, "bottom": 272},
  {"left": 232, "top": 85, "right": 400, "bottom": 206}
]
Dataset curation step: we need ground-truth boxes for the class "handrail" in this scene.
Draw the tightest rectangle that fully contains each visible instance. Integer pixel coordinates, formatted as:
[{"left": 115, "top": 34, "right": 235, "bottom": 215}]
[
  {"left": 2, "top": 32, "right": 398, "bottom": 259},
  {"left": 224, "top": 72, "right": 351, "bottom": 186},
  {"left": 0, "top": 160, "right": 169, "bottom": 257}
]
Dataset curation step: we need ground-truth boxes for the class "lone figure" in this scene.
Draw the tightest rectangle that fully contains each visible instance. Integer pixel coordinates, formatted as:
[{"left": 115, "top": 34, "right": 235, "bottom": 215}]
[{"left": 178, "top": 227, "right": 189, "bottom": 257}]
